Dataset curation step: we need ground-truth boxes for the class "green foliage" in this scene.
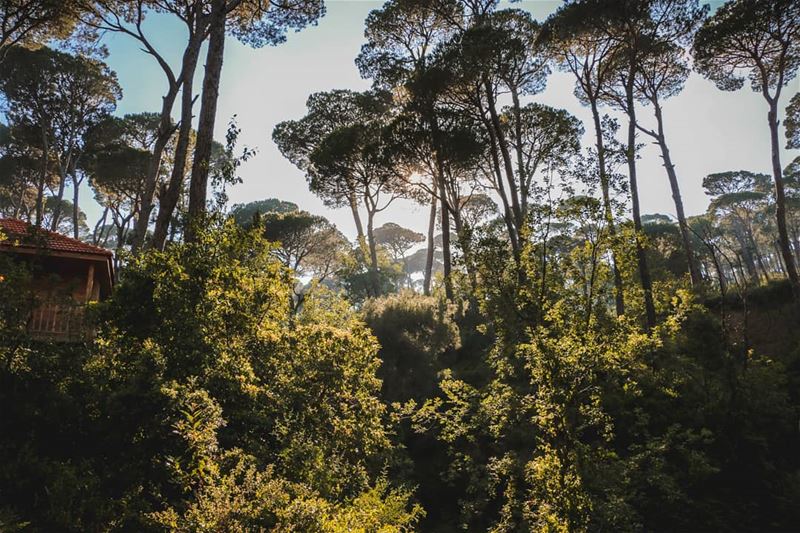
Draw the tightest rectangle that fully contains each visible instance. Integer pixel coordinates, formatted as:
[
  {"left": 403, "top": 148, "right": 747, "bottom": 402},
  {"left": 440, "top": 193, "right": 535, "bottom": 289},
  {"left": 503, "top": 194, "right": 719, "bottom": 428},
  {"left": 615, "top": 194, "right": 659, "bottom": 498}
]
[
  {"left": 363, "top": 292, "right": 460, "bottom": 404},
  {"left": 0, "top": 218, "right": 419, "bottom": 531},
  {"left": 413, "top": 270, "right": 800, "bottom": 530},
  {"left": 0, "top": 252, "right": 34, "bottom": 339},
  {"left": 337, "top": 247, "right": 405, "bottom": 305},
  {"left": 0, "top": 1, "right": 85, "bottom": 53},
  {"left": 694, "top": 0, "right": 799, "bottom": 94},
  {"left": 229, "top": 198, "right": 299, "bottom": 227}
]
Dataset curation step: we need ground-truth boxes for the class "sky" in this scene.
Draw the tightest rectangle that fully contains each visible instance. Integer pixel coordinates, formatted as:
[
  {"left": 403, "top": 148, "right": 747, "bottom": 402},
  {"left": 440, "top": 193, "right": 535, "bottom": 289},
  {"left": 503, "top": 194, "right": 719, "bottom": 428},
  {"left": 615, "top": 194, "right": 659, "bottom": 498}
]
[{"left": 94, "top": 0, "right": 800, "bottom": 240}]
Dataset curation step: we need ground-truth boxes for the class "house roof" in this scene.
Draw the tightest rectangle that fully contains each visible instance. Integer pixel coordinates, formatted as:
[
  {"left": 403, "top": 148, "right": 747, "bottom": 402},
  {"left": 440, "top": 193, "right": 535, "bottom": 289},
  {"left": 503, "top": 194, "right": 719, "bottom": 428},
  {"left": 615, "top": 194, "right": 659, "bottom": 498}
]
[{"left": 0, "top": 218, "right": 113, "bottom": 257}]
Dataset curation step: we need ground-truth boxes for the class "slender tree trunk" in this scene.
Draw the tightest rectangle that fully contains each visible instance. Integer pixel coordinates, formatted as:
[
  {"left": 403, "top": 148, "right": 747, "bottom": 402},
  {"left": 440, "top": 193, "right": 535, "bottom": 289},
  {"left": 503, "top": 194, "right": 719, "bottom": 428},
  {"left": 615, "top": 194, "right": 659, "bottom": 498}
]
[
  {"left": 710, "top": 247, "right": 726, "bottom": 296},
  {"left": 151, "top": 36, "right": 203, "bottom": 250},
  {"left": 625, "top": 77, "right": 656, "bottom": 329},
  {"left": 186, "top": 0, "right": 226, "bottom": 243},
  {"left": 482, "top": 111, "right": 520, "bottom": 260},
  {"left": 438, "top": 192, "right": 453, "bottom": 300},
  {"left": 49, "top": 168, "right": 67, "bottom": 233},
  {"left": 453, "top": 208, "right": 478, "bottom": 294},
  {"left": 767, "top": 101, "right": 800, "bottom": 295},
  {"left": 737, "top": 233, "right": 758, "bottom": 282},
  {"left": 427, "top": 108, "right": 453, "bottom": 300},
  {"left": 168, "top": 197, "right": 180, "bottom": 244},
  {"left": 72, "top": 172, "right": 81, "bottom": 239},
  {"left": 131, "top": 86, "right": 181, "bottom": 251},
  {"left": 12, "top": 187, "right": 24, "bottom": 219},
  {"left": 791, "top": 224, "right": 800, "bottom": 265},
  {"left": 423, "top": 193, "right": 436, "bottom": 296},
  {"left": 653, "top": 103, "right": 701, "bottom": 288},
  {"left": 366, "top": 210, "right": 379, "bottom": 272},
  {"left": 433, "top": 166, "right": 453, "bottom": 300},
  {"left": 484, "top": 77, "right": 522, "bottom": 232},
  {"left": 348, "top": 190, "right": 365, "bottom": 243},
  {"left": 750, "top": 232, "right": 770, "bottom": 282},
  {"left": 35, "top": 123, "right": 49, "bottom": 228},
  {"left": 366, "top": 208, "right": 381, "bottom": 296},
  {"left": 773, "top": 241, "right": 787, "bottom": 276},
  {"left": 510, "top": 87, "right": 528, "bottom": 217},
  {"left": 93, "top": 206, "right": 108, "bottom": 245},
  {"left": 590, "top": 99, "right": 624, "bottom": 316},
  {"left": 733, "top": 252, "right": 745, "bottom": 287}
]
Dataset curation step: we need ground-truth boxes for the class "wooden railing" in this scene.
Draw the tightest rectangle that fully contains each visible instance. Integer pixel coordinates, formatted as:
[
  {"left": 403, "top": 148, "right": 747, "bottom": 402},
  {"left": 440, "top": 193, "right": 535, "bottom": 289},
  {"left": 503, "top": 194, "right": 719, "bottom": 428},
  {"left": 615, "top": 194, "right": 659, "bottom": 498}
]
[{"left": 27, "top": 303, "right": 87, "bottom": 342}]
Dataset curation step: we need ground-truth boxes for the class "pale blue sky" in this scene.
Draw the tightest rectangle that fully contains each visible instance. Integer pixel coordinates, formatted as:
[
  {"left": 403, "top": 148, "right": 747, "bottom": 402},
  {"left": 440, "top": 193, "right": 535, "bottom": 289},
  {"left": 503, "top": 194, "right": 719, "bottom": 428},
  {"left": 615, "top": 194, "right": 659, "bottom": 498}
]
[{"left": 96, "top": 0, "right": 799, "bottom": 239}]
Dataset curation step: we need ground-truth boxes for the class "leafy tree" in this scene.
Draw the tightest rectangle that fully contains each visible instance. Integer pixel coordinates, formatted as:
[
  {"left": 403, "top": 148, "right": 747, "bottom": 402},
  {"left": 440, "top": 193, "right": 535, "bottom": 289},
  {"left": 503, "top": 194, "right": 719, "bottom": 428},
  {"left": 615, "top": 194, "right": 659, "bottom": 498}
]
[
  {"left": 0, "top": 45, "right": 120, "bottom": 234},
  {"left": 0, "top": 121, "right": 49, "bottom": 220},
  {"left": 540, "top": 3, "right": 627, "bottom": 315},
  {"left": 81, "top": 0, "right": 211, "bottom": 250},
  {"left": 183, "top": 0, "right": 326, "bottom": 240},
  {"left": 275, "top": 89, "right": 402, "bottom": 295},
  {"left": 40, "top": 196, "right": 88, "bottom": 236},
  {"left": 403, "top": 247, "right": 443, "bottom": 291},
  {"left": 373, "top": 223, "right": 421, "bottom": 261},
  {"left": 81, "top": 114, "right": 158, "bottom": 252},
  {"left": 633, "top": 39, "right": 705, "bottom": 287},
  {"left": 694, "top": 0, "right": 800, "bottom": 294},
  {"left": 374, "top": 221, "right": 424, "bottom": 269},
  {"left": 357, "top": 0, "right": 463, "bottom": 299},
  {"left": 587, "top": 0, "right": 706, "bottom": 328},
  {"left": 363, "top": 292, "right": 459, "bottom": 404},
  {"left": 260, "top": 209, "right": 348, "bottom": 291},
  {"left": 460, "top": 8, "right": 550, "bottom": 224},
  {"left": 0, "top": 1, "right": 83, "bottom": 56},
  {"left": 274, "top": 90, "right": 391, "bottom": 245},
  {"left": 229, "top": 197, "right": 298, "bottom": 227},
  {"left": 704, "top": 170, "right": 774, "bottom": 283}
]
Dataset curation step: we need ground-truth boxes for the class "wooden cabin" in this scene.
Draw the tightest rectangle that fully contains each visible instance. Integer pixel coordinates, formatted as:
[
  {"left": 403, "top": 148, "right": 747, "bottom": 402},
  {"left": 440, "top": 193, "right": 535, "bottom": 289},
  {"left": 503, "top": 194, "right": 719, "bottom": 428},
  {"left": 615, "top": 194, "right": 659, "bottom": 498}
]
[{"left": 0, "top": 218, "right": 114, "bottom": 342}]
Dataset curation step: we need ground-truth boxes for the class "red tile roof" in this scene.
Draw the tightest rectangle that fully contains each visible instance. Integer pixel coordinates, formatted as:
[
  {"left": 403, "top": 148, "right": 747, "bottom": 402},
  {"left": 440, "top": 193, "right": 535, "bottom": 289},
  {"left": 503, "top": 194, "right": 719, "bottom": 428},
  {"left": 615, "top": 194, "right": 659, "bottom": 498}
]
[{"left": 0, "top": 218, "right": 113, "bottom": 257}]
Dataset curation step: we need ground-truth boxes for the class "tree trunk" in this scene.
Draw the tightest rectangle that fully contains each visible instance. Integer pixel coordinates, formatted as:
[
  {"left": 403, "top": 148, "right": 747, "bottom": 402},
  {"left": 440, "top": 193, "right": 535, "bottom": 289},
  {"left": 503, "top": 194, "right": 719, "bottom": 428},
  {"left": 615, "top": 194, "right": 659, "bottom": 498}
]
[
  {"left": 423, "top": 193, "right": 436, "bottom": 296},
  {"left": 750, "top": 232, "right": 770, "bottom": 282},
  {"left": 438, "top": 188, "right": 453, "bottom": 300},
  {"left": 484, "top": 77, "right": 522, "bottom": 232},
  {"left": 453, "top": 207, "right": 478, "bottom": 294},
  {"left": 791, "top": 224, "right": 800, "bottom": 265},
  {"left": 151, "top": 36, "right": 203, "bottom": 250},
  {"left": 348, "top": 189, "right": 366, "bottom": 244},
  {"left": 590, "top": 99, "right": 625, "bottom": 316},
  {"left": 427, "top": 107, "right": 453, "bottom": 300},
  {"left": 767, "top": 101, "right": 800, "bottom": 295},
  {"left": 93, "top": 206, "right": 108, "bottom": 245},
  {"left": 625, "top": 77, "right": 656, "bottom": 329},
  {"left": 34, "top": 122, "right": 49, "bottom": 228},
  {"left": 773, "top": 241, "right": 787, "bottom": 276},
  {"left": 72, "top": 172, "right": 81, "bottom": 239},
  {"left": 482, "top": 111, "right": 520, "bottom": 260},
  {"left": 12, "top": 187, "right": 24, "bottom": 219},
  {"left": 710, "top": 247, "right": 726, "bottom": 296},
  {"left": 653, "top": 104, "right": 701, "bottom": 288},
  {"left": 49, "top": 168, "right": 67, "bottom": 233},
  {"left": 131, "top": 86, "right": 181, "bottom": 251},
  {"left": 366, "top": 211, "right": 379, "bottom": 272},
  {"left": 510, "top": 87, "right": 528, "bottom": 217},
  {"left": 185, "top": 0, "right": 226, "bottom": 243},
  {"left": 366, "top": 209, "right": 381, "bottom": 297},
  {"left": 737, "top": 233, "right": 758, "bottom": 282}
]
